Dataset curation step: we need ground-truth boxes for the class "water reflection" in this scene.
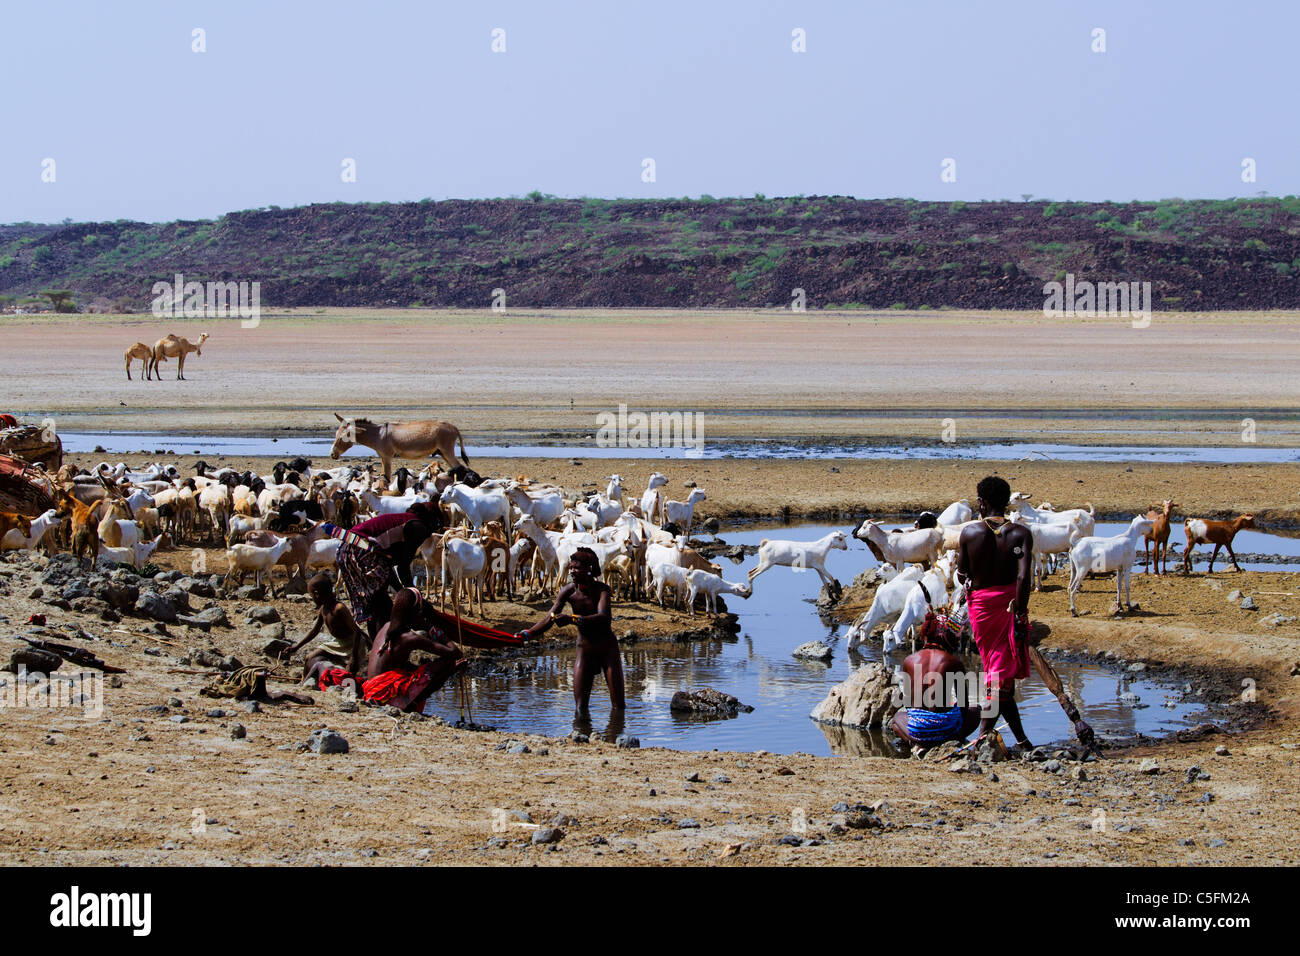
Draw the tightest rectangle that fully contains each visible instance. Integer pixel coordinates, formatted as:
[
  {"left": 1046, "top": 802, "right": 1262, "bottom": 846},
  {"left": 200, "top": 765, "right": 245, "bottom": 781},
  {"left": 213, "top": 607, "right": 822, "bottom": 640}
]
[{"left": 426, "top": 524, "right": 1212, "bottom": 755}]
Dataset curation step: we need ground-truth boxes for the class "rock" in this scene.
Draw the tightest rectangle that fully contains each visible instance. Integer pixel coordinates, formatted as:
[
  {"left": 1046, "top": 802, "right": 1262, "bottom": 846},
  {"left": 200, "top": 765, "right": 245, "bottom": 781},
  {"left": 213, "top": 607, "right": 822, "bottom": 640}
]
[
  {"left": 568, "top": 731, "right": 589, "bottom": 743},
  {"left": 191, "top": 606, "right": 230, "bottom": 628},
  {"left": 230, "top": 724, "right": 246, "bottom": 739},
  {"left": 234, "top": 585, "right": 266, "bottom": 601},
  {"left": 532, "top": 827, "right": 564, "bottom": 844},
  {"left": 1259, "top": 613, "right": 1297, "bottom": 628},
  {"left": 844, "top": 811, "right": 883, "bottom": 830},
  {"left": 134, "top": 591, "right": 178, "bottom": 623},
  {"left": 92, "top": 580, "right": 138, "bottom": 611},
  {"left": 306, "top": 729, "right": 349, "bottom": 754},
  {"left": 161, "top": 587, "right": 191, "bottom": 611},
  {"left": 1071, "top": 766, "right": 1088, "bottom": 782},
  {"left": 169, "top": 715, "right": 189, "bottom": 724},
  {"left": 1226, "top": 590, "right": 1242, "bottom": 603},
  {"left": 247, "top": 606, "right": 281, "bottom": 624},
  {"left": 669, "top": 687, "right": 753, "bottom": 718},
  {"left": 792, "top": 641, "right": 833, "bottom": 662},
  {"left": 8, "top": 648, "right": 63, "bottom": 673},
  {"left": 177, "top": 577, "right": 216, "bottom": 598},
  {"left": 713, "top": 774, "right": 731, "bottom": 784},
  {"left": 507, "top": 743, "right": 531, "bottom": 755},
  {"left": 259, "top": 623, "right": 286, "bottom": 644},
  {"left": 685, "top": 772, "right": 700, "bottom": 782},
  {"left": 1139, "top": 758, "right": 1160, "bottom": 775},
  {"left": 1239, "top": 596, "right": 1257, "bottom": 611},
  {"left": 677, "top": 818, "right": 700, "bottom": 829},
  {"left": 810, "top": 662, "right": 899, "bottom": 729},
  {"left": 174, "top": 615, "right": 211, "bottom": 632},
  {"left": 1214, "top": 745, "right": 1230, "bottom": 756},
  {"left": 207, "top": 708, "right": 226, "bottom": 718},
  {"left": 1207, "top": 838, "right": 1226, "bottom": 848},
  {"left": 1045, "top": 759, "right": 1062, "bottom": 774},
  {"left": 1126, "top": 662, "right": 1147, "bottom": 673},
  {"left": 241, "top": 700, "right": 260, "bottom": 713},
  {"left": 615, "top": 735, "right": 640, "bottom": 749},
  {"left": 261, "top": 638, "right": 291, "bottom": 658}
]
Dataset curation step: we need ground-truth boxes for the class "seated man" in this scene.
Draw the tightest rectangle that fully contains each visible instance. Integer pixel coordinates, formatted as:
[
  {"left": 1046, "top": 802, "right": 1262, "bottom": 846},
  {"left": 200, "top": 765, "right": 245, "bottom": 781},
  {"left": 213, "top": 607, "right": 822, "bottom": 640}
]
[
  {"left": 890, "top": 610, "right": 982, "bottom": 752},
  {"left": 281, "top": 573, "right": 367, "bottom": 694},
  {"left": 361, "top": 587, "right": 466, "bottom": 713}
]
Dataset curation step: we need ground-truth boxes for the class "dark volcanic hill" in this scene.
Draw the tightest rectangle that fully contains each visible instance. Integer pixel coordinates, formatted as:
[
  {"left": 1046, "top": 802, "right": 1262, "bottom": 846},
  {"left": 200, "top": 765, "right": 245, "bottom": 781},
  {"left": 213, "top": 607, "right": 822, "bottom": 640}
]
[{"left": 3, "top": 196, "right": 1300, "bottom": 311}]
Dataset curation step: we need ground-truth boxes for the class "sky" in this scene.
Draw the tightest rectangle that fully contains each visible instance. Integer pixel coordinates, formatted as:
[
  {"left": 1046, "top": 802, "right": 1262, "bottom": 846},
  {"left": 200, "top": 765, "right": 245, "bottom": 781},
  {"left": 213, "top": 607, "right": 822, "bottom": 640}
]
[{"left": 2, "top": 0, "right": 1296, "bottom": 223}]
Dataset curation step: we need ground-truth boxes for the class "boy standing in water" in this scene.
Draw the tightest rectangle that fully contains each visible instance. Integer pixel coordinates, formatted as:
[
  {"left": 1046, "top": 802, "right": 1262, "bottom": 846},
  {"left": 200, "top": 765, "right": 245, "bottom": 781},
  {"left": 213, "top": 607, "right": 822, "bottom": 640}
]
[{"left": 520, "top": 547, "right": 626, "bottom": 722}]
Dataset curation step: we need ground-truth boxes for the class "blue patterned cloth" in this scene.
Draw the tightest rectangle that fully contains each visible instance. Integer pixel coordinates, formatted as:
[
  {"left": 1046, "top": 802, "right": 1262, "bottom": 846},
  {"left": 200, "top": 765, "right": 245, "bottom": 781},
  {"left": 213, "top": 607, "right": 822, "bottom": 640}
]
[{"left": 905, "top": 707, "right": 963, "bottom": 744}]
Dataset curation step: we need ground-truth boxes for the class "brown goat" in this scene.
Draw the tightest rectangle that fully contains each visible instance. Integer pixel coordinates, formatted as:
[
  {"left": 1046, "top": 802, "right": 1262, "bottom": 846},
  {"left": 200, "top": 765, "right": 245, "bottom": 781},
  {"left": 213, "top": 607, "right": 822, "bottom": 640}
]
[
  {"left": 1183, "top": 513, "right": 1256, "bottom": 573},
  {"left": 1143, "top": 500, "right": 1175, "bottom": 575}
]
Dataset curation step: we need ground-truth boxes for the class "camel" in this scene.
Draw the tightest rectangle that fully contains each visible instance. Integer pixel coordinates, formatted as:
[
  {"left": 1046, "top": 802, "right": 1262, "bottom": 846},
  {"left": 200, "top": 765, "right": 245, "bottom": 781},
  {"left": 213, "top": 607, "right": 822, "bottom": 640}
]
[
  {"left": 124, "top": 342, "right": 154, "bottom": 380},
  {"left": 330, "top": 414, "right": 469, "bottom": 482},
  {"left": 151, "top": 332, "right": 209, "bottom": 380}
]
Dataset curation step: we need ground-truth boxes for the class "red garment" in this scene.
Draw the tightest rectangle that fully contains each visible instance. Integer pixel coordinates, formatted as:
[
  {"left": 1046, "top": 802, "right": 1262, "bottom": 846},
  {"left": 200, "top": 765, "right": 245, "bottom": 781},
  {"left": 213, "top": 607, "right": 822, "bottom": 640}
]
[
  {"left": 317, "top": 667, "right": 356, "bottom": 691},
  {"left": 362, "top": 662, "right": 436, "bottom": 711},
  {"left": 0, "top": 414, "right": 17, "bottom": 428},
  {"left": 968, "top": 584, "right": 1029, "bottom": 687},
  {"left": 350, "top": 512, "right": 420, "bottom": 549}
]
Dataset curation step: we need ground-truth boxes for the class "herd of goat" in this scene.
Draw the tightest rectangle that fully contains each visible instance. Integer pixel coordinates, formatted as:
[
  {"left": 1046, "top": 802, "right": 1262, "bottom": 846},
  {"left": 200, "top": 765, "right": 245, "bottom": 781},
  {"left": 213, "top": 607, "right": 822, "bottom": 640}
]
[{"left": 0, "top": 457, "right": 1261, "bottom": 651}]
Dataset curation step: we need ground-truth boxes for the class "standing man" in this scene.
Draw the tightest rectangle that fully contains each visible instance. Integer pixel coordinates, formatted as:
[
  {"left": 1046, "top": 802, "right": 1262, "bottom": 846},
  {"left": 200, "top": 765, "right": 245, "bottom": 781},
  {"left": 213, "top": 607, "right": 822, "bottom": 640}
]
[{"left": 957, "top": 475, "right": 1035, "bottom": 751}]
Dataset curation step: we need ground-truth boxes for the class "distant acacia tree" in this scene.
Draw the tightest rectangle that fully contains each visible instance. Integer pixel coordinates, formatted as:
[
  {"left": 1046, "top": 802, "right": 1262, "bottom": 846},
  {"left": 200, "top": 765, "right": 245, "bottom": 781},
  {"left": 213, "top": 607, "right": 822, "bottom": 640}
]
[{"left": 40, "top": 289, "right": 77, "bottom": 312}]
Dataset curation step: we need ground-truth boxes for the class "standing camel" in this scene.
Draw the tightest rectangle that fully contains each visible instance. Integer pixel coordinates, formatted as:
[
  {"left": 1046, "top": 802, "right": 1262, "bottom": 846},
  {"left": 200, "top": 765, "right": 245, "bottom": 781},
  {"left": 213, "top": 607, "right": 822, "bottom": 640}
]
[
  {"left": 330, "top": 414, "right": 469, "bottom": 481},
  {"left": 124, "top": 342, "right": 154, "bottom": 380},
  {"left": 151, "top": 332, "right": 209, "bottom": 380}
]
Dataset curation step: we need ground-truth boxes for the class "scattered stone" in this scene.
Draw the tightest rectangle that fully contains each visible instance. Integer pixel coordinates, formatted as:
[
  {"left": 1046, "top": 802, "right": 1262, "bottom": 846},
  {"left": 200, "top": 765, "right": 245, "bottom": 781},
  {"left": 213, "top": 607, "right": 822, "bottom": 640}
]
[
  {"left": 258, "top": 622, "right": 286, "bottom": 644},
  {"left": 8, "top": 648, "right": 62, "bottom": 673},
  {"left": 169, "top": 715, "right": 189, "bottom": 724},
  {"left": 247, "top": 606, "right": 281, "bottom": 625},
  {"left": 191, "top": 606, "right": 230, "bottom": 628},
  {"left": 1071, "top": 766, "right": 1088, "bottom": 782},
  {"left": 792, "top": 641, "right": 833, "bottom": 662},
  {"left": 615, "top": 735, "right": 640, "bottom": 749},
  {"left": 1139, "top": 758, "right": 1160, "bottom": 775},
  {"left": 134, "top": 591, "right": 178, "bottom": 623},
  {"left": 532, "top": 827, "right": 564, "bottom": 844},
  {"left": 568, "top": 731, "right": 589, "bottom": 743},
  {"left": 1214, "top": 745, "right": 1230, "bottom": 756},
  {"left": 1179, "top": 838, "right": 1196, "bottom": 847},
  {"left": 1207, "top": 838, "right": 1226, "bottom": 848},
  {"left": 229, "top": 724, "right": 246, "bottom": 739},
  {"left": 1226, "top": 590, "right": 1242, "bottom": 604},
  {"left": 669, "top": 687, "right": 754, "bottom": 718},
  {"left": 1239, "top": 596, "right": 1257, "bottom": 611},
  {"left": 1044, "top": 759, "right": 1062, "bottom": 774},
  {"left": 685, "top": 771, "right": 700, "bottom": 782},
  {"left": 713, "top": 774, "right": 731, "bottom": 784},
  {"left": 507, "top": 743, "right": 531, "bottom": 755},
  {"left": 677, "top": 818, "right": 701, "bottom": 829},
  {"left": 306, "top": 729, "right": 349, "bottom": 754}
]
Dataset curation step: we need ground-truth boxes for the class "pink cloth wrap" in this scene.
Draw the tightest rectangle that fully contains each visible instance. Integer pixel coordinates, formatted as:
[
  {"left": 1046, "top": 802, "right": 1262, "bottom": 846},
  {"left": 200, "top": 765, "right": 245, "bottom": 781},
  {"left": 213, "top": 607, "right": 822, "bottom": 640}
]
[{"left": 968, "top": 584, "right": 1029, "bottom": 686}]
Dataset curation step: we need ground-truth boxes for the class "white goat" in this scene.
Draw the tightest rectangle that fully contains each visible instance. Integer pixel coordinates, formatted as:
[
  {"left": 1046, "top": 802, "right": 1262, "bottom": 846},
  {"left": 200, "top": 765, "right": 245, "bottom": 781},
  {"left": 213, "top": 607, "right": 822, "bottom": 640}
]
[
  {"left": 853, "top": 520, "right": 943, "bottom": 568},
  {"left": 439, "top": 483, "right": 511, "bottom": 537},
  {"left": 936, "top": 499, "right": 972, "bottom": 526},
  {"left": 441, "top": 534, "right": 486, "bottom": 615},
  {"left": 685, "top": 569, "right": 751, "bottom": 616},
  {"left": 1009, "top": 493, "right": 1096, "bottom": 537},
  {"left": 748, "top": 531, "right": 849, "bottom": 589},
  {"left": 1, "top": 509, "right": 60, "bottom": 552},
  {"left": 639, "top": 472, "right": 668, "bottom": 524},
  {"left": 224, "top": 536, "right": 293, "bottom": 595},
  {"left": 663, "top": 488, "right": 707, "bottom": 537},
  {"left": 881, "top": 559, "right": 958, "bottom": 653},
  {"left": 605, "top": 474, "right": 624, "bottom": 504},
  {"left": 844, "top": 565, "right": 924, "bottom": 650},
  {"left": 97, "top": 535, "right": 162, "bottom": 569},
  {"left": 1009, "top": 512, "right": 1086, "bottom": 590},
  {"left": 1066, "top": 516, "right": 1154, "bottom": 616},
  {"left": 504, "top": 484, "right": 566, "bottom": 528}
]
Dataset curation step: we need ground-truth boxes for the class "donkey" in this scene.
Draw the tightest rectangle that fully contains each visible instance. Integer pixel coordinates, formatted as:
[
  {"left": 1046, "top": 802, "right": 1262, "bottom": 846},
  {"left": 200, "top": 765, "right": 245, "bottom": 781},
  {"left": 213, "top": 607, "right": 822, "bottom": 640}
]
[{"left": 330, "top": 415, "right": 469, "bottom": 482}]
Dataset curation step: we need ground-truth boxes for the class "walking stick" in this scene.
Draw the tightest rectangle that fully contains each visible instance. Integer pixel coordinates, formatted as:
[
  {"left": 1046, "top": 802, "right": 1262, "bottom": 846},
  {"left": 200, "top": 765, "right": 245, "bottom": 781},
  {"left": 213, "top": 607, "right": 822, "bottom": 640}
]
[{"left": 1021, "top": 615, "right": 1097, "bottom": 753}]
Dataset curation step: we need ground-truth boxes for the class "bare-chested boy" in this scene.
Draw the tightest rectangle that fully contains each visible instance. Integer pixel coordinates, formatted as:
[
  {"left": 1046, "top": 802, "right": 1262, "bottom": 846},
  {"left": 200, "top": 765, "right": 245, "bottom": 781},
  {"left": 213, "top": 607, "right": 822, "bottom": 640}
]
[{"left": 282, "top": 573, "right": 368, "bottom": 694}]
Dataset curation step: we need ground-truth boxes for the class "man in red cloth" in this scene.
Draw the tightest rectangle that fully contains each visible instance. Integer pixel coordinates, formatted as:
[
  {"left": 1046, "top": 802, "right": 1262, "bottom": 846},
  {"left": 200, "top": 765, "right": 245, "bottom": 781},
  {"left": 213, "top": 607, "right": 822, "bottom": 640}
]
[
  {"left": 362, "top": 586, "right": 466, "bottom": 712},
  {"left": 957, "top": 475, "right": 1035, "bottom": 751}
]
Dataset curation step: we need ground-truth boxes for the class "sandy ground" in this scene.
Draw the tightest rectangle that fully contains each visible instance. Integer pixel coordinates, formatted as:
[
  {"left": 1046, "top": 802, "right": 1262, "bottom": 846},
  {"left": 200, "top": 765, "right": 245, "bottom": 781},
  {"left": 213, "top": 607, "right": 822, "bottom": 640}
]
[
  {"left": 3, "top": 309, "right": 1300, "bottom": 444},
  {"left": 1, "top": 309, "right": 1297, "bottom": 866},
  {"left": 1, "top": 456, "right": 1298, "bottom": 866}
]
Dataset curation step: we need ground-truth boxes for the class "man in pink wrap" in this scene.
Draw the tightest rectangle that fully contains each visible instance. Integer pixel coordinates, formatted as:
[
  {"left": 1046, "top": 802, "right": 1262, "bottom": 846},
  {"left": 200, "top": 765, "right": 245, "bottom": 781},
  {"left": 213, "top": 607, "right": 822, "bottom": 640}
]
[{"left": 958, "top": 476, "right": 1035, "bottom": 751}]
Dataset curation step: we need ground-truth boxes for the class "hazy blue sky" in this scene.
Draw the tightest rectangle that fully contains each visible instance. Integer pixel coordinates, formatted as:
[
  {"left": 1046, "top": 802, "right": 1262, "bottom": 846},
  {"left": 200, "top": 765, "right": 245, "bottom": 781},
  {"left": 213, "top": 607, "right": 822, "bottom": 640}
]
[{"left": 3, "top": 0, "right": 1296, "bottom": 223}]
